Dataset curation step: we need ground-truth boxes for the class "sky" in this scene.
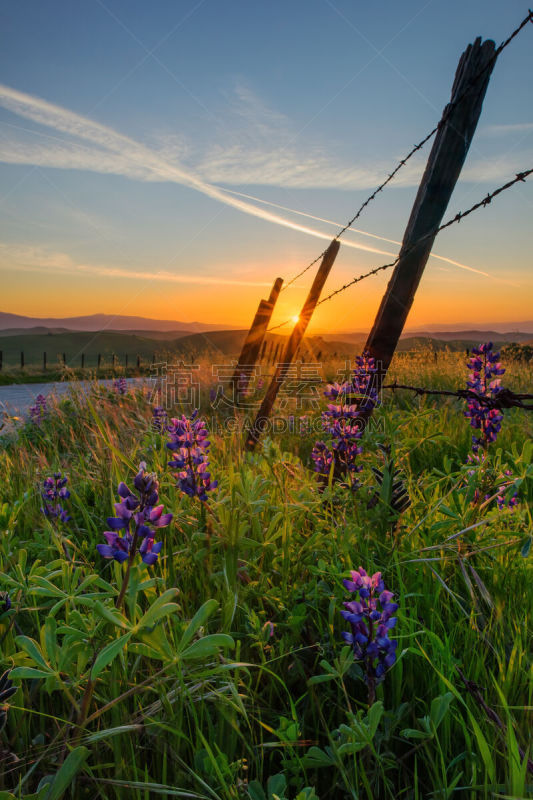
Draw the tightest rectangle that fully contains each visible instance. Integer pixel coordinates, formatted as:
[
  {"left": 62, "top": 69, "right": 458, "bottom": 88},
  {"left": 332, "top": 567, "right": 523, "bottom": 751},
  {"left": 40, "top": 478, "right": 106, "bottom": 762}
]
[{"left": 0, "top": 0, "right": 532, "bottom": 332}]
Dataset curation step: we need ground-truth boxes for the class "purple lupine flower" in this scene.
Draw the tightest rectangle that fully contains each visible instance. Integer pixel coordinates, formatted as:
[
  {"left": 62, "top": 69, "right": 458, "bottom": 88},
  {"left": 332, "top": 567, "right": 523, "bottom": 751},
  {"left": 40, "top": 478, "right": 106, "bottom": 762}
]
[
  {"left": 341, "top": 567, "right": 398, "bottom": 702},
  {"left": 29, "top": 394, "right": 47, "bottom": 426},
  {"left": 311, "top": 440, "right": 334, "bottom": 474},
  {"left": 167, "top": 410, "right": 217, "bottom": 502},
  {"left": 113, "top": 377, "right": 128, "bottom": 395},
  {"left": 311, "top": 352, "right": 377, "bottom": 489},
  {"left": 41, "top": 473, "right": 71, "bottom": 524},
  {"left": 151, "top": 405, "right": 168, "bottom": 433},
  {"left": 97, "top": 462, "right": 172, "bottom": 566},
  {"left": 464, "top": 343, "right": 505, "bottom": 452}
]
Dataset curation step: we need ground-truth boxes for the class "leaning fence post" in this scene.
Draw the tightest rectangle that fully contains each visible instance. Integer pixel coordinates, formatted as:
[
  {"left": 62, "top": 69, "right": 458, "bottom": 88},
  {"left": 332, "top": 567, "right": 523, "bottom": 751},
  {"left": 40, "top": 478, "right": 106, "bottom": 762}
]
[
  {"left": 363, "top": 37, "right": 496, "bottom": 413},
  {"left": 231, "top": 277, "right": 283, "bottom": 401},
  {"left": 245, "top": 240, "right": 340, "bottom": 450}
]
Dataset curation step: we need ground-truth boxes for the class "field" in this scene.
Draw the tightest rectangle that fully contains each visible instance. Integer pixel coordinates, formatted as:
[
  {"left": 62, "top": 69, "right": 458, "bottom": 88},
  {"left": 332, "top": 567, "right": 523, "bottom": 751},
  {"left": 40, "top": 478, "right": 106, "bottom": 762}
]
[{"left": 0, "top": 350, "right": 531, "bottom": 799}]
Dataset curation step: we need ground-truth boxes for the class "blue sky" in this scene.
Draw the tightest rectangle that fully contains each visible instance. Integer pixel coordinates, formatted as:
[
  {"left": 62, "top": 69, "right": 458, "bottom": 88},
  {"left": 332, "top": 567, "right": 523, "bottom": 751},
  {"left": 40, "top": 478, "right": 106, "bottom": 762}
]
[{"left": 0, "top": 0, "right": 532, "bottom": 329}]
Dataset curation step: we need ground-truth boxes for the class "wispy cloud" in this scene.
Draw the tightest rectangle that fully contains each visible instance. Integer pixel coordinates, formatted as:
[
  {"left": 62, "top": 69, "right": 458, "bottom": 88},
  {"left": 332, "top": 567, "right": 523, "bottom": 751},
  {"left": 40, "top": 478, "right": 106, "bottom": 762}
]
[
  {"left": 480, "top": 122, "right": 533, "bottom": 137},
  {"left": 0, "top": 242, "right": 274, "bottom": 287},
  {"left": 0, "top": 81, "right": 529, "bottom": 282}
]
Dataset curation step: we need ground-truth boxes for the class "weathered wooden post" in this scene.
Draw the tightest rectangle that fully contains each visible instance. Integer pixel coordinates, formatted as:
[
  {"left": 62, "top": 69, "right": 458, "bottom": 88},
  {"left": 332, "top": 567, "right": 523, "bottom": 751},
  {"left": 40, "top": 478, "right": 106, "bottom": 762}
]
[
  {"left": 81, "top": 353, "right": 85, "bottom": 369},
  {"left": 231, "top": 277, "right": 283, "bottom": 401},
  {"left": 20, "top": 351, "right": 24, "bottom": 369},
  {"left": 137, "top": 354, "right": 141, "bottom": 369},
  {"left": 125, "top": 354, "right": 128, "bottom": 370},
  {"left": 363, "top": 37, "right": 496, "bottom": 413},
  {"left": 245, "top": 240, "right": 340, "bottom": 450},
  {"left": 0, "top": 351, "right": 2, "bottom": 371},
  {"left": 63, "top": 352, "right": 66, "bottom": 366},
  {"left": 43, "top": 352, "right": 47, "bottom": 371},
  {"left": 97, "top": 353, "right": 101, "bottom": 369}
]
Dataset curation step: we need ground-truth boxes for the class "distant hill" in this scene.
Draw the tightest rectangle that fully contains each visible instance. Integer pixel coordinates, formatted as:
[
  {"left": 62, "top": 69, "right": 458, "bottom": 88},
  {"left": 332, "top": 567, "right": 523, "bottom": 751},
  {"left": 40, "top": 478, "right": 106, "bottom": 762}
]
[
  {"left": 322, "top": 329, "right": 532, "bottom": 345},
  {"left": 0, "top": 311, "right": 235, "bottom": 333}
]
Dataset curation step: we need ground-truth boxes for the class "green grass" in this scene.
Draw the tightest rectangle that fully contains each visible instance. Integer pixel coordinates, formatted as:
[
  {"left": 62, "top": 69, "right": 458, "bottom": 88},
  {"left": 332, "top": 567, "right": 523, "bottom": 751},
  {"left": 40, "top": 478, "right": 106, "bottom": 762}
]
[{"left": 0, "top": 352, "right": 531, "bottom": 799}]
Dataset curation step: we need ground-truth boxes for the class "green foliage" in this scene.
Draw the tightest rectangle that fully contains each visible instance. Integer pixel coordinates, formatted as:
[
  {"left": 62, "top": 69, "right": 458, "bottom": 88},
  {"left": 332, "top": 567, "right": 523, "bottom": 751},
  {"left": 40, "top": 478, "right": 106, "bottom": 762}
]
[{"left": 0, "top": 352, "right": 531, "bottom": 799}]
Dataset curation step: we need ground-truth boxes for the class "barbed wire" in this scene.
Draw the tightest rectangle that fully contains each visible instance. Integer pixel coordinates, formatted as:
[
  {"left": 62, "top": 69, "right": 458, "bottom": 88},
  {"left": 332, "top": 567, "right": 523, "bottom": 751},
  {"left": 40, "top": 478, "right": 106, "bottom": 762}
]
[
  {"left": 316, "top": 166, "right": 533, "bottom": 307},
  {"left": 279, "top": 9, "right": 533, "bottom": 294},
  {"left": 267, "top": 164, "right": 533, "bottom": 330},
  {"left": 382, "top": 383, "right": 533, "bottom": 411}
]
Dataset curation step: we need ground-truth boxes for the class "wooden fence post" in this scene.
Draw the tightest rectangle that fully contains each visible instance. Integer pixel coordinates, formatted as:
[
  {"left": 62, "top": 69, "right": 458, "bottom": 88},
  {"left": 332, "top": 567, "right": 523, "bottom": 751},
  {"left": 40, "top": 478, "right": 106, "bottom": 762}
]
[
  {"left": 0, "top": 351, "right": 2, "bottom": 371},
  {"left": 81, "top": 353, "right": 85, "bottom": 369},
  {"left": 232, "top": 277, "right": 283, "bottom": 401},
  {"left": 245, "top": 240, "right": 340, "bottom": 450},
  {"left": 97, "top": 353, "right": 101, "bottom": 369},
  {"left": 137, "top": 354, "right": 141, "bottom": 369},
  {"left": 20, "top": 351, "right": 24, "bottom": 369},
  {"left": 363, "top": 37, "right": 496, "bottom": 410},
  {"left": 43, "top": 352, "right": 47, "bottom": 371},
  {"left": 63, "top": 352, "right": 66, "bottom": 366}
]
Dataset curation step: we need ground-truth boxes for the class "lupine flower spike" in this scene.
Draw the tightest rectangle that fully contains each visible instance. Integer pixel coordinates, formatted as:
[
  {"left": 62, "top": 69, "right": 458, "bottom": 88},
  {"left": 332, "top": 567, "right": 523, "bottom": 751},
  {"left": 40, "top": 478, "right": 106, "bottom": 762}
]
[
  {"left": 312, "top": 352, "right": 378, "bottom": 490},
  {"left": 341, "top": 567, "right": 398, "bottom": 705},
  {"left": 167, "top": 410, "right": 217, "bottom": 502},
  {"left": 41, "top": 473, "right": 71, "bottom": 524},
  {"left": 113, "top": 377, "right": 128, "bottom": 395},
  {"left": 464, "top": 343, "right": 505, "bottom": 453},
  {"left": 151, "top": 405, "right": 168, "bottom": 432},
  {"left": 97, "top": 463, "right": 173, "bottom": 607},
  {"left": 464, "top": 344, "right": 517, "bottom": 509},
  {"left": 29, "top": 394, "right": 47, "bottom": 426}
]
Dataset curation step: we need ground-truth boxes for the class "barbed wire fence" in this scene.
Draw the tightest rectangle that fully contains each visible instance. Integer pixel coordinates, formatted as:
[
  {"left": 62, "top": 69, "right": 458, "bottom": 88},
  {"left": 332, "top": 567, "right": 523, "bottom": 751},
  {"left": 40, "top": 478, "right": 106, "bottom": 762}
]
[
  {"left": 277, "top": 9, "right": 533, "bottom": 298},
  {"left": 239, "top": 13, "right": 533, "bottom": 448}
]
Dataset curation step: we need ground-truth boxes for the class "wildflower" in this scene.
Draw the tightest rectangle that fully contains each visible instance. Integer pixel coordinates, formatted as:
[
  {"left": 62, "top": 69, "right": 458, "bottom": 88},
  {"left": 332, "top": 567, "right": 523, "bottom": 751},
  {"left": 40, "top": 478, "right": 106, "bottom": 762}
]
[
  {"left": 151, "top": 405, "right": 168, "bottom": 433},
  {"left": 113, "top": 377, "right": 128, "bottom": 395},
  {"left": 464, "top": 343, "right": 505, "bottom": 452},
  {"left": 29, "top": 394, "right": 47, "bottom": 425},
  {"left": 341, "top": 567, "right": 398, "bottom": 703},
  {"left": 97, "top": 462, "right": 172, "bottom": 566},
  {"left": 41, "top": 473, "right": 71, "bottom": 524},
  {"left": 312, "top": 353, "right": 376, "bottom": 489},
  {"left": 167, "top": 410, "right": 217, "bottom": 502},
  {"left": 311, "top": 440, "right": 334, "bottom": 475}
]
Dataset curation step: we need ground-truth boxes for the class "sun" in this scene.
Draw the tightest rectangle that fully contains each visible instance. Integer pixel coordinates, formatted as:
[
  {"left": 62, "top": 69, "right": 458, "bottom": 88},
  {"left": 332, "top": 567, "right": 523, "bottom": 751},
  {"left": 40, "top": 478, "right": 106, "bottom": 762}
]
[{"left": 291, "top": 315, "right": 300, "bottom": 324}]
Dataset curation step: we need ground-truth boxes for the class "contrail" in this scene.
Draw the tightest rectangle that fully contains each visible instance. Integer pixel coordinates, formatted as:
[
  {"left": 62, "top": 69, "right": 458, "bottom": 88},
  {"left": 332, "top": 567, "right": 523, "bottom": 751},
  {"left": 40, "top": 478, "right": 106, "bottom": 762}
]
[
  {"left": 0, "top": 83, "right": 389, "bottom": 255},
  {"left": 222, "top": 188, "right": 514, "bottom": 282},
  {"left": 0, "top": 84, "right": 518, "bottom": 285}
]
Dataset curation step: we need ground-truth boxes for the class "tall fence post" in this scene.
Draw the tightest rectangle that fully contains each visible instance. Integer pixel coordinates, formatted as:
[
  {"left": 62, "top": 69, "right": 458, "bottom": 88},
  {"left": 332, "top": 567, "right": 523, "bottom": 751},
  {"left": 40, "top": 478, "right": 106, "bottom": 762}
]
[
  {"left": 81, "top": 353, "right": 85, "bottom": 369},
  {"left": 43, "top": 352, "right": 47, "bottom": 371},
  {"left": 0, "top": 351, "right": 2, "bottom": 371},
  {"left": 137, "top": 354, "right": 141, "bottom": 369},
  {"left": 245, "top": 240, "right": 340, "bottom": 450},
  {"left": 231, "top": 277, "right": 283, "bottom": 401},
  {"left": 97, "top": 353, "right": 101, "bottom": 369},
  {"left": 20, "top": 351, "right": 24, "bottom": 369},
  {"left": 363, "top": 37, "right": 496, "bottom": 414}
]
